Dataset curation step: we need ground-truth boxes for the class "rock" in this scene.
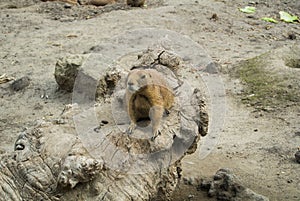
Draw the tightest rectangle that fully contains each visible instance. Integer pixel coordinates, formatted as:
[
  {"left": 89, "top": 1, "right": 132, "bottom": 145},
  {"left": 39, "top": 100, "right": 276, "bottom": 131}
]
[
  {"left": 41, "top": 0, "right": 78, "bottom": 4},
  {"left": 203, "top": 61, "right": 220, "bottom": 74},
  {"left": 11, "top": 76, "right": 31, "bottom": 91},
  {"left": 87, "top": 0, "right": 115, "bottom": 6},
  {"left": 54, "top": 54, "right": 122, "bottom": 102},
  {"left": 287, "top": 33, "right": 296, "bottom": 40},
  {"left": 158, "top": 51, "right": 182, "bottom": 72},
  {"left": 200, "top": 168, "right": 269, "bottom": 201},
  {"left": 127, "top": 0, "right": 145, "bottom": 7},
  {"left": 78, "top": 0, "right": 116, "bottom": 6},
  {"left": 295, "top": 150, "right": 300, "bottom": 163},
  {"left": 210, "top": 13, "right": 218, "bottom": 21},
  {"left": 54, "top": 54, "right": 85, "bottom": 92}
]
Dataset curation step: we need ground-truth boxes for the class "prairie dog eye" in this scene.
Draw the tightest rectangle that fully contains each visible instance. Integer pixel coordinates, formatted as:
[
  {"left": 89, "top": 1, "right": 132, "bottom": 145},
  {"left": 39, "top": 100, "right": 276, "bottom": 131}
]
[{"left": 141, "top": 74, "right": 146, "bottom": 79}]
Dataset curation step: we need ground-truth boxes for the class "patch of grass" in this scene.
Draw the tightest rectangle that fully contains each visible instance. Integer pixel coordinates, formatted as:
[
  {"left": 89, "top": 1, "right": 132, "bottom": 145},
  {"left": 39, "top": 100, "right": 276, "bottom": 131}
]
[
  {"left": 285, "top": 58, "right": 300, "bottom": 69},
  {"left": 233, "top": 55, "right": 299, "bottom": 109}
]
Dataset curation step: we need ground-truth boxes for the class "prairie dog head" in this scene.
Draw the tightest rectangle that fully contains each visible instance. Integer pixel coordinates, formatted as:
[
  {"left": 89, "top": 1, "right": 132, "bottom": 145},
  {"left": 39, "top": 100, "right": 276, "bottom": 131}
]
[{"left": 126, "top": 69, "right": 151, "bottom": 93}]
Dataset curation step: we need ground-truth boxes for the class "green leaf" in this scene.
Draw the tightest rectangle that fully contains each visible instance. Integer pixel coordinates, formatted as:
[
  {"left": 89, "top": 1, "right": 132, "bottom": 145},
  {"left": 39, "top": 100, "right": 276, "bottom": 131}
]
[
  {"left": 239, "top": 6, "right": 256, "bottom": 14},
  {"left": 261, "top": 17, "right": 278, "bottom": 23},
  {"left": 279, "top": 11, "right": 299, "bottom": 23}
]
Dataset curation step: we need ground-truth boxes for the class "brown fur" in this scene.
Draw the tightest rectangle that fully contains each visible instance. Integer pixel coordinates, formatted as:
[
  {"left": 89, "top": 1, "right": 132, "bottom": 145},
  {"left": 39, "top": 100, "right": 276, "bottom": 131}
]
[
  {"left": 125, "top": 69, "right": 174, "bottom": 139},
  {"left": 126, "top": 0, "right": 145, "bottom": 7}
]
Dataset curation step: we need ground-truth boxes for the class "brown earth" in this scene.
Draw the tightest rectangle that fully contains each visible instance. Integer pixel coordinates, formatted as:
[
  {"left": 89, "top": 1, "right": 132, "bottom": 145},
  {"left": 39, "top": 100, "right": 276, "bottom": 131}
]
[{"left": 0, "top": 0, "right": 299, "bottom": 200}]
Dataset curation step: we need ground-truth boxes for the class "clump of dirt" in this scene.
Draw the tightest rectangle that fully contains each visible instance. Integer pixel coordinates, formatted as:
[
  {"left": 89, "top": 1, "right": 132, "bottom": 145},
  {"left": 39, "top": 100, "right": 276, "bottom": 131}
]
[
  {"left": 11, "top": 76, "right": 31, "bottom": 91},
  {"left": 55, "top": 54, "right": 85, "bottom": 92},
  {"left": 199, "top": 168, "right": 269, "bottom": 201},
  {"left": 285, "top": 58, "right": 300, "bottom": 69},
  {"left": 295, "top": 149, "right": 300, "bottom": 163},
  {"left": 284, "top": 45, "right": 300, "bottom": 69}
]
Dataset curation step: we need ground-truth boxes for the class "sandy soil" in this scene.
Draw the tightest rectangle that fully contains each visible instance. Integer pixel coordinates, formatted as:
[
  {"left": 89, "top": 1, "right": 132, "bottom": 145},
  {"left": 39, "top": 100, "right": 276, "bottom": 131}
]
[{"left": 0, "top": 0, "right": 299, "bottom": 200}]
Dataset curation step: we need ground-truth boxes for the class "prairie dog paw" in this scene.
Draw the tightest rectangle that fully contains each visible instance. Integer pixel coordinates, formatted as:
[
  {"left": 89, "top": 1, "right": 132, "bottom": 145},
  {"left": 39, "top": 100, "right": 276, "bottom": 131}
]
[
  {"left": 126, "top": 122, "right": 137, "bottom": 134},
  {"left": 151, "top": 129, "right": 161, "bottom": 141}
]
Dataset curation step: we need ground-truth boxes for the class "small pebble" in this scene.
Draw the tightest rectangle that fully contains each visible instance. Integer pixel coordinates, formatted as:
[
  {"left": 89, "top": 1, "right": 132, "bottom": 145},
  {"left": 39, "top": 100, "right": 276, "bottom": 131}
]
[
  {"left": 64, "top": 4, "right": 72, "bottom": 9},
  {"left": 295, "top": 150, "right": 300, "bottom": 163},
  {"left": 288, "top": 33, "right": 296, "bottom": 40},
  {"left": 210, "top": 13, "right": 218, "bottom": 21},
  {"left": 11, "top": 76, "right": 30, "bottom": 91},
  {"left": 294, "top": 131, "right": 300, "bottom": 137}
]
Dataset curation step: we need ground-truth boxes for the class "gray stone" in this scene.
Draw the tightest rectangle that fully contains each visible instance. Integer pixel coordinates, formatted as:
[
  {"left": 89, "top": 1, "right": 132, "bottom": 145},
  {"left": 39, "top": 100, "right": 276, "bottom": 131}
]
[
  {"left": 54, "top": 54, "right": 85, "bottom": 92},
  {"left": 11, "top": 76, "right": 31, "bottom": 91},
  {"left": 200, "top": 168, "right": 269, "bottom": 201},
  {"left": 295, "top": 150, "right": 300, "bottom": 163}
]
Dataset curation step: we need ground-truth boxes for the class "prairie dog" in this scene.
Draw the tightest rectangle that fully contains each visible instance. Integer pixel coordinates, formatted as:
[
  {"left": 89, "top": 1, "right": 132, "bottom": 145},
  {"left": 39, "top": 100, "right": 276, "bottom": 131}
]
[{"left": 125, "top": 69, "right": 174, "bottom": 139}]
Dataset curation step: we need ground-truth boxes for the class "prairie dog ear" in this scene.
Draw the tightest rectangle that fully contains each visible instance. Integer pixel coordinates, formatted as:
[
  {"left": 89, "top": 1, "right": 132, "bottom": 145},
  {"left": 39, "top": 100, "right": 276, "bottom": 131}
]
[
  {"left": 126, "top": 70, "right": 136, "bottom": 81},
  {"left": 125, "top": 72, "right": 131, "bottom": 83}
]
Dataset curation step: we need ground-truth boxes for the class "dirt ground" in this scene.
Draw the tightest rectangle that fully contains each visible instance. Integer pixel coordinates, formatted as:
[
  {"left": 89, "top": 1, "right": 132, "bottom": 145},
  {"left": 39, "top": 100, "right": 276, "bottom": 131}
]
[{"left": 0, "top": 0, "right": 299, "bottom": 200}]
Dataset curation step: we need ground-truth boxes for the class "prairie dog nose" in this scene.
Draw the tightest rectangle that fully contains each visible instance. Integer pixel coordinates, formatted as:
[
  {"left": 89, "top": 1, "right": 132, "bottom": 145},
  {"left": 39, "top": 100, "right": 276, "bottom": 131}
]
[{"left": 127, "top": 81, "right": 139, "bottom": 92}]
